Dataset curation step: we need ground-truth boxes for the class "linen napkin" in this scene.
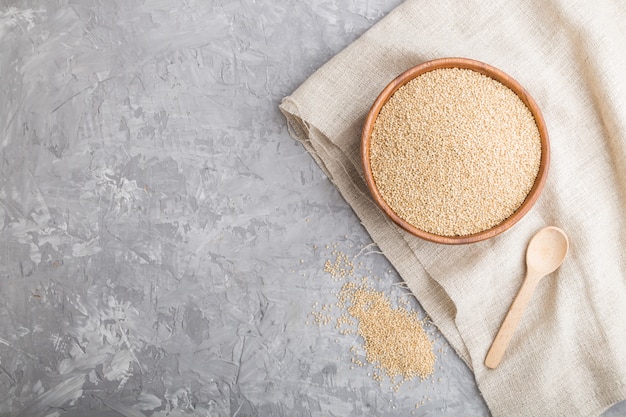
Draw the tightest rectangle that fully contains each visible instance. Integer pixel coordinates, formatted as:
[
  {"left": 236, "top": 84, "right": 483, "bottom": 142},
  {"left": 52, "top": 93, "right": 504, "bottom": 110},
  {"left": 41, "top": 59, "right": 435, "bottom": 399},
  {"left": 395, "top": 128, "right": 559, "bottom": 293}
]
[{"left": 280, "top": 0, "right": 626, "bottom": 415}]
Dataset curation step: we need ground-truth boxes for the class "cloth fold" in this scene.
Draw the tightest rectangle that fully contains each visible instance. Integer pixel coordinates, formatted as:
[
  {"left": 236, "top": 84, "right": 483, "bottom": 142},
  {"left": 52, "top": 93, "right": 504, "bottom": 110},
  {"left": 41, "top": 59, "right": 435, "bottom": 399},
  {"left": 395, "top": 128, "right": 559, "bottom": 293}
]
[{"left": 281, "top": 0, "right": 626, "bottom": 415}]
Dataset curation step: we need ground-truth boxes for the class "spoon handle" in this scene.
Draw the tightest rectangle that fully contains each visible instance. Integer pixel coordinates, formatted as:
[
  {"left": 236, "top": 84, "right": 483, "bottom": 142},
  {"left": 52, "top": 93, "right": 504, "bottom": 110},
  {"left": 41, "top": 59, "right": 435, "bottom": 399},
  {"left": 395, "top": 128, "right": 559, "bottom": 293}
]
[{"left": 485, "top": 270, "right": 542, "bottom": 369}]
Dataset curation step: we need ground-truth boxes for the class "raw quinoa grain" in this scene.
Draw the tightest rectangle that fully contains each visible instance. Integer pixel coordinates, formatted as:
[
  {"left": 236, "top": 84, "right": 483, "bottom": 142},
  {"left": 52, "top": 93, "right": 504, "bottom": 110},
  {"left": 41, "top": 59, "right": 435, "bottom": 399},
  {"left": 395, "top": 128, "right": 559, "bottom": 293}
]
[
  {"left": 338, "top": 281, "right": 435, "bottom": 383},
  {"left": 369, "top": 67, "right": 542, "bottom": 236},
  {"left": 310, "top": 247, "right": 436, "bottom": 389}
]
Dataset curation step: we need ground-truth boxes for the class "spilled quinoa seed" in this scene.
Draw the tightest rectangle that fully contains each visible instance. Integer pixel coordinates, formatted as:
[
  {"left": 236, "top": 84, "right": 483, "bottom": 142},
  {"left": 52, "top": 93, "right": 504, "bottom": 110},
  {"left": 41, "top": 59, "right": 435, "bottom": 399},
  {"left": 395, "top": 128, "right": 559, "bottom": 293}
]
[
  {"left": 310, "top": 248, "right": 436, "bottom": 388},
  {"left": 339, "top": 282, "right": 435, "bottom": 382},
  {"left": 324, "top": 249, "right": 355, "bottom": 279}
]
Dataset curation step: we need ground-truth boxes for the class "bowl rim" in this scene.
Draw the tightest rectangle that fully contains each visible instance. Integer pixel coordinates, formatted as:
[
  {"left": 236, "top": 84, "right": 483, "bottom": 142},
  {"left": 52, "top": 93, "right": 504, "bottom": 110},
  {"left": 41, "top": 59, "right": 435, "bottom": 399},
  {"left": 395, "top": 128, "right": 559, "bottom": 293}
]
[{"left": 361, "top": 57, "right": 550, "bottom": 245}]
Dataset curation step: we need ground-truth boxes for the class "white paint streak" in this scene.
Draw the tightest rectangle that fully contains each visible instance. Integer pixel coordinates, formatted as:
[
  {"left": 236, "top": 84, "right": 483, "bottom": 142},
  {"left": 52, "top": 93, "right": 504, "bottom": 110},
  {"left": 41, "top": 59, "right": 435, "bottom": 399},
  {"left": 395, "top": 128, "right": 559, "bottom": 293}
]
[
  {"left": 103, "top": 349, "right": 132, "bottom": 382},
  {"left": 17, "top": 374, "right": 86, "bottom": 417},
  {"left": 136, "top": 393, "right": 163, "bottom": 411},
  {"left": 0, "top": 7, "right": 43, "bottom": 33}
]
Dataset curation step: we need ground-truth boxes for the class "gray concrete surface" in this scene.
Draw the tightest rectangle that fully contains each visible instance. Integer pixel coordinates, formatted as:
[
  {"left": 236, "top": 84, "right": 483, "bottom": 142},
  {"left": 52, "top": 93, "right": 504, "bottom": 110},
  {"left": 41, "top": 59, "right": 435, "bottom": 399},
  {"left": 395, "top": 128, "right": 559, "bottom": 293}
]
[{"left": 1, "top": 1, "right": 625, "bottom": 416}]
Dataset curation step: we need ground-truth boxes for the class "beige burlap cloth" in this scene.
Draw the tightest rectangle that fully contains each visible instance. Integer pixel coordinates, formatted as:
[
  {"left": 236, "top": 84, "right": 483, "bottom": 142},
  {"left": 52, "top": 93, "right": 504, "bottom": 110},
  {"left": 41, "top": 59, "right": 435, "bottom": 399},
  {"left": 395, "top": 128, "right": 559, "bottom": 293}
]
[{"left": 280, "top": 0, "right": 626, "bottom": 415}]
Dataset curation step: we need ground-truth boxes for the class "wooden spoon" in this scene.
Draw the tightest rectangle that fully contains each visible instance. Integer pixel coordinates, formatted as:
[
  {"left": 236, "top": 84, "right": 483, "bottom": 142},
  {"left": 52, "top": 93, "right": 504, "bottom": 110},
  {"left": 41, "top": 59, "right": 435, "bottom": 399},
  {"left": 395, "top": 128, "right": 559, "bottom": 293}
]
[{"left": 485, "top": 226, "right": 569, "bottom": 369}]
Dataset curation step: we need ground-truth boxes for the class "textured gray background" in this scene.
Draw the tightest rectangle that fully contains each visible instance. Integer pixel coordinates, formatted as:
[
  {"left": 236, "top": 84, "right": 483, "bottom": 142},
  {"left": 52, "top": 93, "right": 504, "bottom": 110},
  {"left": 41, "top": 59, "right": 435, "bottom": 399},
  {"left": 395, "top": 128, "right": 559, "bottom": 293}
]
[{"left": 1, "top": 1, "right": 625, "bottom": 416}]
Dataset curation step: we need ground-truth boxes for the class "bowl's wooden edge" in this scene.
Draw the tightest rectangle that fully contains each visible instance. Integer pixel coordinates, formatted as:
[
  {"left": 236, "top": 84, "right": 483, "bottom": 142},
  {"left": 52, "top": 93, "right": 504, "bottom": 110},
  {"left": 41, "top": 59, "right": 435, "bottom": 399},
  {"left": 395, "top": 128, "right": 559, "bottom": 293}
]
[{"left": 361, "top": 57, "right": 550, "bottom": 245}]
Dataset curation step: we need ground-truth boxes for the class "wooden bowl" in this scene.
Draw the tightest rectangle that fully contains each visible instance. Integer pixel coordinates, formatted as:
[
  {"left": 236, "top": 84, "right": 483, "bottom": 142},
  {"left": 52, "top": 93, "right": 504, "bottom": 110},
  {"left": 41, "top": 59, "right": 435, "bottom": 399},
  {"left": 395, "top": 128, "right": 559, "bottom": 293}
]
[{"left": 361, "top": 57, "right": 549, "bottom": 245}]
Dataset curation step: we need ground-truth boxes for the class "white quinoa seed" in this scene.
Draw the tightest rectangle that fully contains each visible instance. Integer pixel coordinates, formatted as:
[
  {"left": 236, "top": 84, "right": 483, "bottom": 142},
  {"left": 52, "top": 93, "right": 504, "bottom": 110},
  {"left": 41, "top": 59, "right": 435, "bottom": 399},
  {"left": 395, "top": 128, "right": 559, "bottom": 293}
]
[
  {"left": 370, "top": 67, "right": 542, "bottom": 236},
  {"left": 341, "top": 282, "right": 436, "bottom": 382},
  {"left": 311, "top": 248, "right": 437, "bottom": 385}
]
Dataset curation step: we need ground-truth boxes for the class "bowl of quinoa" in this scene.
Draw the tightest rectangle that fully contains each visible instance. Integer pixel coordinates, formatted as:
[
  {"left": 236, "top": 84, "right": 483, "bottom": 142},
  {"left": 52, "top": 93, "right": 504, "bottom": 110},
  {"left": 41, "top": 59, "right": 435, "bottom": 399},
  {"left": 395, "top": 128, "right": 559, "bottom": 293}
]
[{"left": 361, "top": 58, "right": 549, "bottom": 244}]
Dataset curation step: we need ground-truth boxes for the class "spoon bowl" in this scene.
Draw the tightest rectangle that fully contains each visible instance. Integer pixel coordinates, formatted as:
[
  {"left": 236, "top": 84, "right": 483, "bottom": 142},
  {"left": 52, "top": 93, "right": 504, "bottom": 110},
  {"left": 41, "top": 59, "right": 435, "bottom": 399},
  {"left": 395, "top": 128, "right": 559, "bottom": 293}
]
[
  {"left": 485, "top": 226, "right": 569, "bottom": 369},
  {"left": 526, "top": 227, "right": 569, "bottom": 275}
]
